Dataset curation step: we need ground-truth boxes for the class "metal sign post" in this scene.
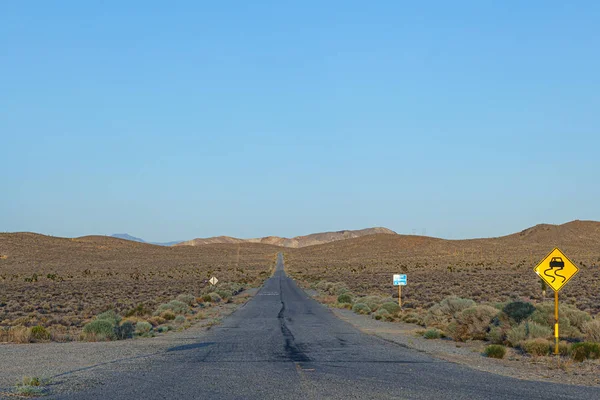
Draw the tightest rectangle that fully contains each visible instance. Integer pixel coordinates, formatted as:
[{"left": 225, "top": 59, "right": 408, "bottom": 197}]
[
  {"left": 393, "top": 274, "right": 407, "bottom": 309},
  {"left": 534, "top": 248, "right": 579, "bottom": 355}
]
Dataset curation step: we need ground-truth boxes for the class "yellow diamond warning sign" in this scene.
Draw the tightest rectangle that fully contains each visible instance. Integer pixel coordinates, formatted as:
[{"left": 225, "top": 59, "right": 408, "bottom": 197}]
[{"left": 534, "top": 248, "right": 579, "bottom": 292}]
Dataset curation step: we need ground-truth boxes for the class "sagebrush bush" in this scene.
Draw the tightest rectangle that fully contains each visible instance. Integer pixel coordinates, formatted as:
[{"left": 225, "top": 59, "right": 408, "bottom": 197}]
[
  {"left": 484, "top": 344, "right": 506, "bottom": 359},
  {"left": 423, "top": 329, "right": 441, "bottom": 339},
  {"left": 352, "top": 303, "right": 371, "bottom": 315},
  {"left": 337, "top": 293, "right": 353, "bottom": 304},
  {"left": 176, "top": 294, "right": 196, "bottom": 306},
  {"left": 216, "top": 290, "right": 233, "bottom": 300},
  {"left": 358, "top": 296, "right": 385, "bottom": 312},
  {"left": 208, "top": 293, "right": 222, "bottom": 303},
  {"left": 447, "top": 305, "right": 498, "bottom": 341},
  {"left": 372, "top": 308, "right": 392, "bottom": 321},
  {"left": 96, "top": 310, "right": 121, "bottom": 326},
  {"left": 83, "top": 320, "right": 116, "bottom": 341},
  {"left": 401, "top": 312, "right": 423, "bottom": 325},
  {"left": 521, "top": 339, "right": 552, "bottom": 356},
  {"left": 486, "top": 326, "right": 505, "bottom": 344},
  {"left": 161, "top": 311, "right": 176, "bottom": 321},
  {"left": 506, "top": 321, "right": 551, "bottom": 347},
  {"left": 424, "top": 296, "right": 475, "bottom": 327},
  {"left": 379, "top": 302, "right": 401, "bottom": 315},
  {"left": 30, "top": 326, "right": 50, "bottom": 341},
  {"left": 156, "top": 300, "right": 189, "bottom": 315},
  {"left": 8, "top": 326, "right": 31, "bottom": 344},
  {"left": 174, "top": 315, "right": 186, "bottom": 324},
  {"left": 582, "top": 319, "right": 600, "bottom": 343},
  {"left": 135, "top": 321, "right": 153, "bottom": 335},
  {"left": 503, "top": 301, "right": 535, "bottom": 324},
  {"left": 571, "top": 342, "right": 600, "bottom": 362}
]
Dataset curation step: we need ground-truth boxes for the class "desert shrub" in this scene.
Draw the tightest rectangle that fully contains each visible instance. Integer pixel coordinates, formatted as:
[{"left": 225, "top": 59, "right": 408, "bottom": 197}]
[
  {"left": 521, "top": 339, "right": 552, "bottom": 356},
  {"left": 30, "top": 326, "right": 50, "bottom": 341},
  {"left": 115, "top": 321, "right": 134, "bottom": 340},
  {"left": 15, "top": 377, "right": 47, "bottom": 397},
  {"left": 174, "top": 315, "right": 186, "bottom": 324},
  {"left": 424, "top": 296, "right": 475, "bottom": 328},
  {"left": 202, "top": 294, "right": 212, "bottom": 302},
  {"left": 124, "top": 304, "right": 152, "bottom": 317},
  {"left": 83, "top": 320, "right": 116, "bottom": 341},
  {"left": 216, "top": 290, "right": 233, "bottom": 300},
  {"left": 570, "top": 342, "right": 600, "bottom": 362},
  {"left": 506, "top": 321, "right": 551, "bottom": 347},
  {"left": 156, "top": 300, "right": 189, "bottom": 315},
  {"left": 358, "top": 296, "right": 385, "bottom": 312},
  {"left": 582, "top": 319, "right": 600, "bottom": 343},
  {"left": 561, "top": 304, "right": 592, "bottom": 331},
  {"left": 484, "top": 344, "right": 506, "bottom": 359},
  {"left": 423, "top": 329, "right": 441, "bottom": 339},
  {"left": 135, "top": 321, "right": 153, "bottom": 335},
  {"left": 8, "top": 326, "right": 31, "bottom": 343},
  {"left": 148, "top": 316, "right": 166, "bottom": 326},
  {"left": 379, "top": 302, "right": 401, "bottom": 315},
  {"left": 372, "top": 308, "right": 391, "bottom": 321},
  {"left": 448, "top": 305, "right": 499, "bottom": 341},
  {"left": 176, "top": 294, "right": 196, "bottom": 306},
  {"left": 352, "top": 303, "right": 371, "bottom": 315},
  {"left": 486, "top": 326, "right": 505, "bottom": 344},
  {"left": 503, "top": 301, "right": 535, "bottom": 324},
  {"left": 207, "top": 293, "right": 222, "bottom": 303},
  {"left": 337, "top": 293, "right": 353, "bottom": 304},
  {"left": 161, "top": 311, "right": 176, "bottom": 321},
  {"left": 530, "top": 302, "right": 585, "bottom": 338},
  {"left": 401, "top": 312, "right": 423, "bottom": 325},
  {"left": 96, "top": 310, "right": 121, "bottom": 326},
  {"left": 559, "top": 341, "right": 571, "bottom": 356}
]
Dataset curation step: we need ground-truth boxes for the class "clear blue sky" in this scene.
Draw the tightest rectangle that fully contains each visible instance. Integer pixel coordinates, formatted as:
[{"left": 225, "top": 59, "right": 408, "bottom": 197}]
[{"left": 2, "top": 1, "right": 599, "bottom": 242}]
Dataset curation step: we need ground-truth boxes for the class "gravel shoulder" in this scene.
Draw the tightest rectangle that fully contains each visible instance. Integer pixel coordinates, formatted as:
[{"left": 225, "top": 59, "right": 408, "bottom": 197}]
[
  {"left": 0, "top": 290, "right": 258, "bottom": 398},
  {"left": 330, "top": 307, "right": 600, "bottom": 388}
]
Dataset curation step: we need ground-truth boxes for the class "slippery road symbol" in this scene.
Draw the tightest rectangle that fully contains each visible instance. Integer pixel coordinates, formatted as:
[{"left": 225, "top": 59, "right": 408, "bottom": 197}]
[{"left": 543, "top": 257, "right": 566, "bottom": 284}]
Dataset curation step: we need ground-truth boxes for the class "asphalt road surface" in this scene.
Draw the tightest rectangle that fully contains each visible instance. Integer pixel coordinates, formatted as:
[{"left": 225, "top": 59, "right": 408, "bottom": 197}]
[{"left": 58, "top": 254, "right": 600, "bottom": 399}]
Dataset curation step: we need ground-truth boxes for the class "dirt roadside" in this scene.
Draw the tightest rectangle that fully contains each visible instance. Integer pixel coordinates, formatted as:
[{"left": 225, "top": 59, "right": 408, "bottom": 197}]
[{"left": 330, "top": 306, "right": 600, "bottom": 388}]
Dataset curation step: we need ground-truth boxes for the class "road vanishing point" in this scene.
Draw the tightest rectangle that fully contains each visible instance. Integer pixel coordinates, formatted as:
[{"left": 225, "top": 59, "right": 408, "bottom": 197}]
[{"left": 58, "top": 254, "right": 600, "bottom": 399}]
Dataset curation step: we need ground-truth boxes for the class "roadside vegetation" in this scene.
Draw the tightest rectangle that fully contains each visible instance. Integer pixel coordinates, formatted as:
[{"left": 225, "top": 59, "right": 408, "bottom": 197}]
[{"left": 311, "top": 280, "right": 600, "bottom": 363}]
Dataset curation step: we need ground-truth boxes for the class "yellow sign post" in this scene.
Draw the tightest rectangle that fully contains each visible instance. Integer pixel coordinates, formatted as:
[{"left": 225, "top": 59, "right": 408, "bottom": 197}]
[{"left": 534, "top": 248, "right": 579, "bottom": 355}]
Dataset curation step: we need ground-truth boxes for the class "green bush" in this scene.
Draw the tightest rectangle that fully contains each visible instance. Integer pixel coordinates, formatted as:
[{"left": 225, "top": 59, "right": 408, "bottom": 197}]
[
  {"left": 401, "top": 312, "right": 423, "bottom": 325},
  {"left": 582, "top": 319, "right": 600, "bottom": 343},
  {"left": 571, "top": 342, "right": 600, "bottom": 362},
  {"left": 503, "top": 301, "right": 535, "bottom": 324},
  {"left": 372, "top": 308, "right": 391, "bottom": 321},
  {"left": 176, "top": 294, "right": 196, "bottom": 306},
  {"left": 30, "top": 326, "right": 50, "bottom": 341},
  {"left": 423, "top": 329, "right": 441, "bottom": 339},
  {"left": 135, "top": 321, "right": 153, "bottom": 335},
  {"left": 379, "top": 302, "right": 401, "bottom": 315},
  {"left": 207, "top": 292, "right": 222, "bottom": 303},
  {"left": 215, "top": 290, "right": 232, "bottom": 300},
  {"left": 521, "top": 339, "right": 552, "bottom": 356},
  {"left": 124, "top": 304, "right": 151, "bottom": 317},
  {"left": 352, "top": 303, "right": 371, "bottom": 315},
  {"left": 484, "top": 344, "right": 506, "bottom": 359},
  {"left": 337, "top": 293, "right": 353, "bottom": 304},
  {"left": 115, "top": 321, "right": 134, "bottom": 340},
  {"left": 83, "top": 320, "right": 116, "bottom": 341},
  {"left": 96, "top": 310, "right": 121, "bottom": 326},
  {"left": 174, "top": 315, "right": 186, "bottom": 324},
  {"left": 156, "top": 300, "right": 189, "bottom": 315}
]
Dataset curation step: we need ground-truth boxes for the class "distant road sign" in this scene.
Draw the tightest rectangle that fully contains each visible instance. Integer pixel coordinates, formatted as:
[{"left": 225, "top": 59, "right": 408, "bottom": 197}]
[
  {"left": 209, "top": 277, "right": 219, "bottom": 286},
  {"left": 534, "top": 248, "right": 578, "bottom": 292},
  {"left": 393, "top": 274, "right": 407, "bottom": 286}
]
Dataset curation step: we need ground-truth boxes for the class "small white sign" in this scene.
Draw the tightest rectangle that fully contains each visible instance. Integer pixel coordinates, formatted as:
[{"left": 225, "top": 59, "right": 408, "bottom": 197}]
[
  {"left": 209, "top": 277, "right": 219, "bottom": 285},
  {"left": 393, "top": 274, "right": 407, "bottom": 286}
]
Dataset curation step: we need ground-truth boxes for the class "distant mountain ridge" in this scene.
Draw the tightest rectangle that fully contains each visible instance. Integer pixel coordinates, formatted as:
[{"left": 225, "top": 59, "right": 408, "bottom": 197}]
[
  {"left": 176, "top": 227, "right": 397, "bottom": 248},
  {"left": 110, "top": 234, "right": 182, "bottom": 247}
]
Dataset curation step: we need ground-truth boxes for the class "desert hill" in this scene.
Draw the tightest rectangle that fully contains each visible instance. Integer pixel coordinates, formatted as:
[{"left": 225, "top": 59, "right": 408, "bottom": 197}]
[
  {"left": 177, "top": 227, "right": 396, "bottom": 248},
  {"left": 110, "top": 233, "right": 183, "bottom": 246}
]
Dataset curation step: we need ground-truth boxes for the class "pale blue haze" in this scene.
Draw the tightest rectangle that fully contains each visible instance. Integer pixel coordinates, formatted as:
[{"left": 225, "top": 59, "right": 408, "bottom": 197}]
[{"left": 1, "top": 1, "right": 599, "bottom": 241}]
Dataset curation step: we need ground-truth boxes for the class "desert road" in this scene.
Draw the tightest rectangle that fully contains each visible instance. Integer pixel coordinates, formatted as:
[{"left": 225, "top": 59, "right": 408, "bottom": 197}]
[{"left": 57, "top": 255, "right": 600, "bottom": 399}]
